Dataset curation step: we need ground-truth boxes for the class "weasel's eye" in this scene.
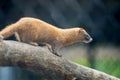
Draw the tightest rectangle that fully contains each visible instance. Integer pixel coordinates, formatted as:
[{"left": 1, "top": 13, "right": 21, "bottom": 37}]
[{"left": 84, "top": 34, "right": 91, "bottom": 41}]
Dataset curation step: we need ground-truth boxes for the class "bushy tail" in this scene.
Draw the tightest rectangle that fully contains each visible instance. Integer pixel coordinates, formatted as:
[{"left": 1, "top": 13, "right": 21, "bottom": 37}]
[{"left": 0, "top": 23, "right": 18, "bottom": 39}]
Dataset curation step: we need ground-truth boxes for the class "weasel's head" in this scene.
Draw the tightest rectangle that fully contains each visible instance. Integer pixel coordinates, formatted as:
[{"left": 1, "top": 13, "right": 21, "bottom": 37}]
[{"left": 77, "top": 28, "right": 93, "bottom": 43}]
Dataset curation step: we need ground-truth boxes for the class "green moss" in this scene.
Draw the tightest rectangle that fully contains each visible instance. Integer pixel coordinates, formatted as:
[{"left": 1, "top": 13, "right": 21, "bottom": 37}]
[
  {"left": 71, "top": 58, "right": 120, "bottom": 78},
  {"left": 71, "top": 58, "right": 91, "bottom": 67}
]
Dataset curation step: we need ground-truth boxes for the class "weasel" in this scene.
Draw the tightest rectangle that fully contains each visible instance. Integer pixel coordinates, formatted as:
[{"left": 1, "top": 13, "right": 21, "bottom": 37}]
[{"left": 0, "top": 17, "right": 92, "bottom": 57}]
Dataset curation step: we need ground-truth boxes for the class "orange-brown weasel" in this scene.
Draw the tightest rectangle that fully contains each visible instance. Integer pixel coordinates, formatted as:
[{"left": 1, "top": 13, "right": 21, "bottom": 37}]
[{"left": 0, "top": 17, "right": 92, "bottom": 57}]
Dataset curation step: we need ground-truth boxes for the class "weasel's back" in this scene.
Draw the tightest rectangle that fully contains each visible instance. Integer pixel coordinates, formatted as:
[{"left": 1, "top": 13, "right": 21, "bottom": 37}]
[{"left": 19, "top": 17, "right": 60, "bottom": 30}]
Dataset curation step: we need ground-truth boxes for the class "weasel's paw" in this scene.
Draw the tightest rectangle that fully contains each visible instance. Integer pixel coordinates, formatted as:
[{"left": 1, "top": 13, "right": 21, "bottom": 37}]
[{"left": 54, "top": 52, "right": 62, "bottom": 57}]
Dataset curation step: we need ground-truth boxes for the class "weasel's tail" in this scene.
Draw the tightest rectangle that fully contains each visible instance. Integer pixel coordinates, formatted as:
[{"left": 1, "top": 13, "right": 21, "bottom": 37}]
[{"left": 0, "top": 23, "right": 18, "bottom": 39}]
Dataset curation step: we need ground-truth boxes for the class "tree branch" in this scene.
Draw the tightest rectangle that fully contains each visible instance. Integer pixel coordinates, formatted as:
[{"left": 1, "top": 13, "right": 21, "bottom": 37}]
[{"left": 0, "top": 39, "right": 119, "bottom": 80}]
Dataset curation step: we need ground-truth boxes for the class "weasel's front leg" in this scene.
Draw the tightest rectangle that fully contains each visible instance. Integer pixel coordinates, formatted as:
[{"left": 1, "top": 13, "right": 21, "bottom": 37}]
[
  {"left": 52, "top": 49, "right": 62, "bottom": 57},
  {"left": 46, "top": 43, "right": 62, "bottom": 57},
  {"left": 46, "top": 44, "right": 53, "bottom": 52},
  {"left": 51, "top": 44, "right": 62, "bottom": 57}
]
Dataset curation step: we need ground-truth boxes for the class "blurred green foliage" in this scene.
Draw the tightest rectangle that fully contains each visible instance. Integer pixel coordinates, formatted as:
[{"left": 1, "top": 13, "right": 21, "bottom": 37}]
[{"left": 71, "top": 58, "right": 120, "bottom": 78}]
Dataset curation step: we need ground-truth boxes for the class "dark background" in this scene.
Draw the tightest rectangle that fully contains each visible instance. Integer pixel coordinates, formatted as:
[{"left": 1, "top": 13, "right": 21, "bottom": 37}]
[
  {"left": 0, "top": 0, "right": 120, "bottom": 45},
  {"left": 0, "top": 0, "right": 120, "bottom": 80}
]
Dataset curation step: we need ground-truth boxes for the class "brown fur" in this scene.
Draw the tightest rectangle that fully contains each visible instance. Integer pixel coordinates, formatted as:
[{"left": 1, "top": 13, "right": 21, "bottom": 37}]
[{"left": 0, "top": 17, "right": 92, "bottom": 57}]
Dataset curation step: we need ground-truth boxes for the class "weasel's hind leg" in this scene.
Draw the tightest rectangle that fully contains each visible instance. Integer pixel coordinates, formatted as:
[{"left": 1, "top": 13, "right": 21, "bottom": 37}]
[
  {"left": 24, "top": 41, "right": 39, "bottom": 46},
  {"left": 15, "top": 32, "right": 21, "bottom": 41},
  {"left": 29, "top": 42, "right": 39, "bottom": 46},
  {"left": 14, "top": 32, "right": 39, "bottom": 46},
  {"left": 23, "top": 40, "right": 39, "bottom": 46}
]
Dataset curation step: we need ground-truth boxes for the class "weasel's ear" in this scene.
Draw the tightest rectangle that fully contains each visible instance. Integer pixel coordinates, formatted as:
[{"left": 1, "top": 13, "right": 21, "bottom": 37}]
[{"left": 78, "top": 28, "right": 85, "bottom": 33}]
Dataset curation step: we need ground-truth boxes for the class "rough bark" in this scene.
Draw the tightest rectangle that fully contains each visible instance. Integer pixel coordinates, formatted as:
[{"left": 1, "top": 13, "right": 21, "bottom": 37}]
[{"left": 0, "top": 39, "right": 119, "bottom": 80}]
